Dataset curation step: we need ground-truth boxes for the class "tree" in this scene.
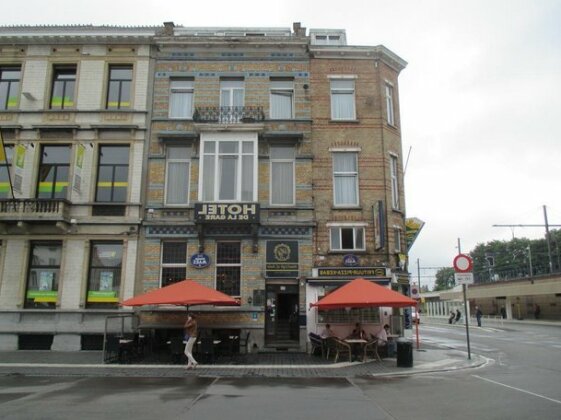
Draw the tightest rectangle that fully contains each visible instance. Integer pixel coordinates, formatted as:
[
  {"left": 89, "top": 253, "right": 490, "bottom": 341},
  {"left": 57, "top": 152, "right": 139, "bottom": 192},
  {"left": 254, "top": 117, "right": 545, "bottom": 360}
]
[{"left": 434, "top": 267, "right": 455, "bottom": 291}]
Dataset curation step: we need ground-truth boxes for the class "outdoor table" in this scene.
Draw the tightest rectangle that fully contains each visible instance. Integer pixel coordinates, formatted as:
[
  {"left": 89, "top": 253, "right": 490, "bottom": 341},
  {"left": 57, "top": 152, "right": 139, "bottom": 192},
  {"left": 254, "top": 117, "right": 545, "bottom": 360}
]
[{"left": 344, "top": 339, "right": 367, "bottom": 361}]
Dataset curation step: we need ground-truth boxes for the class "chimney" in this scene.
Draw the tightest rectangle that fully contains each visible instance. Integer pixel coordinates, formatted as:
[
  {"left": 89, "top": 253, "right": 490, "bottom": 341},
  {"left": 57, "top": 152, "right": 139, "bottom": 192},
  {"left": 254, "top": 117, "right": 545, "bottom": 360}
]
[
  {"left": 293, "top": 22, "right": 306, "bottom": 37},
  {"left": 163, "top": 21, "right": 175, "bottom": 36}
]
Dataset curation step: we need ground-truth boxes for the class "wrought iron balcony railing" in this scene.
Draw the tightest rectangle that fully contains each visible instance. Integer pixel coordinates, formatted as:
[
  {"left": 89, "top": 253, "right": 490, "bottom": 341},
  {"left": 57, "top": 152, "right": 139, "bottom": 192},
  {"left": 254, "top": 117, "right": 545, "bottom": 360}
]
[
  {"left": 0, "top": 199, "right": 71, "bottom": 222},
  {"left": 193, "top": 106, "right": 265, "bottom": 124}
]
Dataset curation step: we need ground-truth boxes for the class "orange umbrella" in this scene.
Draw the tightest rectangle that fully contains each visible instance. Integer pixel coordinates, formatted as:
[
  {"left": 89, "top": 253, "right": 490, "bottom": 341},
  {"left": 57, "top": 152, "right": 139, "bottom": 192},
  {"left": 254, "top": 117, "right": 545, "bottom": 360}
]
[
  {"left": 121, "top": 279, "right": 240, "bottom": 307},
  {"left": 310, "top": 278, "right": 416, "bottom": 310}
]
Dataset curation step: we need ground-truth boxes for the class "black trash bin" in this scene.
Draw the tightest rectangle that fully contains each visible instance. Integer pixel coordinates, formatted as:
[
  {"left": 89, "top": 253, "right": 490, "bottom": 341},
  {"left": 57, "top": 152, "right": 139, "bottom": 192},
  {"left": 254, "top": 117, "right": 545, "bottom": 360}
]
[{"left": 396, "top": 339, "right": 413, "bottom": 367}]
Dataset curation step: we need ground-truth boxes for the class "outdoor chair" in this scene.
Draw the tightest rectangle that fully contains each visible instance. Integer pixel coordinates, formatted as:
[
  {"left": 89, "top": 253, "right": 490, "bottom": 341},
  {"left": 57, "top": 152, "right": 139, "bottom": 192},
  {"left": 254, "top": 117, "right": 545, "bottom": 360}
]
[
  {"left": 169, "top": 336, "right": 185, "bottom": 364},
  {"left": 198, "top": 336, "right": 215, "bottom": 364},
  {"left": 239, "top": 331, "right": 250, "bottom": 354},
  {"left": 104, "top": 335, "right": 120, "bottom": 363},
  {"left": 308, "top": 332, "right": 325, "bottom": 357},
  {"left": 325, "top": 337, "right": 352, "bottom": 363},
  {"left": 363, "top": 337, "right": 381, "bottom": 362}
]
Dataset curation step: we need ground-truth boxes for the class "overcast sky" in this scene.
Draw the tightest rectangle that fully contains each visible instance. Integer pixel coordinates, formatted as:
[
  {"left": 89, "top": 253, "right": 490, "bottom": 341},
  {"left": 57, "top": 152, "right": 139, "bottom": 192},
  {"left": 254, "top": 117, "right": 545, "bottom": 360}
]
[{"left": 3, "top": 0, "right": 560, "bottom": 288}]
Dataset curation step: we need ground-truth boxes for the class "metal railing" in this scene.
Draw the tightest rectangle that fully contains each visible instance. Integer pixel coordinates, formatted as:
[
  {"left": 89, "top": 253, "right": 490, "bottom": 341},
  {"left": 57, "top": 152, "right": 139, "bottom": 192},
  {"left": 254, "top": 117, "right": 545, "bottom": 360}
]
[{"left": 193, "top": 106, "right": 265, "bottom": 123}]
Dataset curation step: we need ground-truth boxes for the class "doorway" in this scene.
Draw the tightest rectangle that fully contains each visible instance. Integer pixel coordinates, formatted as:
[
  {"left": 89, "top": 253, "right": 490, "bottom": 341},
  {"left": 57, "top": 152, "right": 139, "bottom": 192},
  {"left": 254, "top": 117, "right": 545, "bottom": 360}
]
[{"left": 265, "top": 284, "right": 299, "bottom": 346}]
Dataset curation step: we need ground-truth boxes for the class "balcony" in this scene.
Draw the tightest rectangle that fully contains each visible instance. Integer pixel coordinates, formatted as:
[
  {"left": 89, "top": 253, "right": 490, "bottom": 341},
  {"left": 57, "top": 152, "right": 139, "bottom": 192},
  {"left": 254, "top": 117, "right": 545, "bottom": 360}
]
[
  {"left": 193, "top": 106, "right": 265, "bottom": 124},
  {"left": 0, "top": 199, "right": 71, "bottom": 223}
]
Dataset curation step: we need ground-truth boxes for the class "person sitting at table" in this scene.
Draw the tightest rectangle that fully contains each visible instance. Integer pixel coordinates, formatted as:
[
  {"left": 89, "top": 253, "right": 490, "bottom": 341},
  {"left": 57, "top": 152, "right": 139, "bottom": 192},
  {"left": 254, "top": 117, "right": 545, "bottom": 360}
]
[
  {"left": 348, "top": 322, "right": 367, "bottom": 340},
  {"left": 375, "top": 324, "right": 390, "bottom": 346},
  {"left": 320, "top": 323, "right": 336, "bottom": 338}
]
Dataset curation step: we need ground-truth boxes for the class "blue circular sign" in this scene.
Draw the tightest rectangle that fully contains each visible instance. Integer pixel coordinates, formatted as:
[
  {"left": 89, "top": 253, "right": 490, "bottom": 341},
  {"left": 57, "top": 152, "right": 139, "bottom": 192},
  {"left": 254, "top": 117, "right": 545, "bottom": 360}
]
[
  {"left": 190, "top": 253, "right": 210, "bottom": 269},
  {"left": 343, "top": 254, "right": 359, "bottom": 267}
]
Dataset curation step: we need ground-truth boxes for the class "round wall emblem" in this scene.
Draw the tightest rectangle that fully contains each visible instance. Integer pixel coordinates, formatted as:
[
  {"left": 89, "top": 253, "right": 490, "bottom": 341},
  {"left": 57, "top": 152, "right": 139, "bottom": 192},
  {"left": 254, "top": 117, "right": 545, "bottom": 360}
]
[
  {"left": 190, "top": 253, "right": 210, "bottom": 269},
  {"left": 273, "top": 243, "right": 291, "bottom": 262},
  {"left": 343, "top": 254, "right": 359, "bottom": 267}
]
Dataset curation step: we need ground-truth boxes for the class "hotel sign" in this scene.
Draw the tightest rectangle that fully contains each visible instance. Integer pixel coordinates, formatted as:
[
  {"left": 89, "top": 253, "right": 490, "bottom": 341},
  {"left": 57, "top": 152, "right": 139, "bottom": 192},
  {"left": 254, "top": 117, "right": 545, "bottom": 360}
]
[
  {"left": 317, "top": 267, "right": 387, "bottom": 278},
  {"left": 194, "top": 203, "right": 259, "bottom": 223},
  {"left": 266, "top": 241, "right": 299, "bottom": 278}
]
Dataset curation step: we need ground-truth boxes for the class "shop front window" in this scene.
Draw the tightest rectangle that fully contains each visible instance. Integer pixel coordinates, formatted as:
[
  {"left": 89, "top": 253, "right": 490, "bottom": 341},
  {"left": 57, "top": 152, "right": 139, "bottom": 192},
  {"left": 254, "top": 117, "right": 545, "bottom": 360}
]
[
  {"left": 25, "top": 242, "right": 62, "bottom": 309},
  {"left": 86, "top": 242, "right": 123, "bottom": 308}
]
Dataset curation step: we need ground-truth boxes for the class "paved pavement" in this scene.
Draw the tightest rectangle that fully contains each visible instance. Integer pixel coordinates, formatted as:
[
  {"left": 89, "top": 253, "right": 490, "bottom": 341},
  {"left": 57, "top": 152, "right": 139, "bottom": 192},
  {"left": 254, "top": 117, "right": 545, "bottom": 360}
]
[{"left": 0, "top": 341, "right": 489, "bottom": 378}]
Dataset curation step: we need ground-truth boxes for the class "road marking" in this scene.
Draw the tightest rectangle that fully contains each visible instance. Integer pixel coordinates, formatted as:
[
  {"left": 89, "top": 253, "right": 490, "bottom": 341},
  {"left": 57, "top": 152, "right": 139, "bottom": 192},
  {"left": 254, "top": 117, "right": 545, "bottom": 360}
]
[{"left": 473, "top": 375, "right": 561, "bottom": 405}]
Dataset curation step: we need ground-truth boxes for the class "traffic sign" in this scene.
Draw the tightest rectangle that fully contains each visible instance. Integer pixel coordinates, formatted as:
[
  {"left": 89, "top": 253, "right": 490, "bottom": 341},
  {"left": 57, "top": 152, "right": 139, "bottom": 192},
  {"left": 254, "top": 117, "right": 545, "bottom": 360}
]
[
  {"left": 453, "top": 254, "right": 473, "bottom": 273},
  {"left": 411, "top": 284, "right": 420, "bottom": 299},
  {"left": 455, "top": 272, "right": 474, "bottom": 285}
]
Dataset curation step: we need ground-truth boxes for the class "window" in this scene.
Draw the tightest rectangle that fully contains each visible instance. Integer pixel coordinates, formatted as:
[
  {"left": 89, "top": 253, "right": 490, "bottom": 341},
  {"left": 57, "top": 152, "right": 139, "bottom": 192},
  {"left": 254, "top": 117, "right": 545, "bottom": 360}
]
[
  {"left": 216, "top": 242, "right": 241, "bottom": 296},
  {"left": 200, "top": 134, "right": 257, "bottom": 202},
  {"left": 220, "top": 78, "right": 244, "bottom": 123},
  {"left": 169, "top": 79, "right": 194, "bottom": 118},
  {"left": 330, "top": 226, "right": 365, "bottom": 251},
  {"left": 50, "top": 66, "right": 76, "bottom": 109},
  {"left": 270, "top": 145, "right": 295, "bottom": 206},
  {"left": 165, "top": 145, "right": 190, "bottom": 205},
  {"left": 161, "top": 242, "right": 187, "bottom": 287},
  {"left": 385, "top": 84, "right": 395, "bottom": 125},
  {"left": 86, "top": 242, "right": 123, "bottom": 308},
  {"left": 394, "top": 227, "right": 402, "bottom": 253},
  {"left": 37, "top": 145, "right": 70, "bottom": 199},
  {"left": 0, "top": 144, "right": 13, "bottom": 199},
  {"left": 330, "top": 79, "right": 355, "bottom": 120},
  {"left": 25, "top": 242, "right": 62, "bottom": 309},
  {"left": 0, "top": 67, "right": 21, "bottom": 110},
  {"left": 95, "top": 145, "right": 129, "bottom": 202},
  {"left": 390, "top": 154, "right": 400, "bottom": 209},
  {"left": 106, "top": 65, "right": 132, "bottom": 109},
  {"left": 270, "top": 79, "right": 293, "bottom": 119},
  {"left": 333, "top": 152, "right": 358, "bottom": 206}
]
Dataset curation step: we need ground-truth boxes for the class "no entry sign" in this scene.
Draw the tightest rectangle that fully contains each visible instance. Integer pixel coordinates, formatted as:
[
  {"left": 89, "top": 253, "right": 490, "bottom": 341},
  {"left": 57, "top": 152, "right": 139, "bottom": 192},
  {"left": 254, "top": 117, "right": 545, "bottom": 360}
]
[{"left": 453, "top": 254, "right": 473, "bottom": 273}]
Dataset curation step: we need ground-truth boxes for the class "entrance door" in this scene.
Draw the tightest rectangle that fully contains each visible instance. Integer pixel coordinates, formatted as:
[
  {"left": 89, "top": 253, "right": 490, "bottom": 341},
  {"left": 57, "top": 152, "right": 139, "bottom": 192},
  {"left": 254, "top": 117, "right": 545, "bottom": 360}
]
[{"left": 265, "top": 284, "right": 299, "bottom": 345}]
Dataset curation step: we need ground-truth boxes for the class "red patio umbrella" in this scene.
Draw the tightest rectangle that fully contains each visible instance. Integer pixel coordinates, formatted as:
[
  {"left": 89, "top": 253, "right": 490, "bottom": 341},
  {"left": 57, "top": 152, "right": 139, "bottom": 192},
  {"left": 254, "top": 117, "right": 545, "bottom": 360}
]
[
  {"left": 121, "top": 279, "right": 240, "bottom": 307},
  {"left": 310, "top": 278, "right": 416, "bottom": 310}
]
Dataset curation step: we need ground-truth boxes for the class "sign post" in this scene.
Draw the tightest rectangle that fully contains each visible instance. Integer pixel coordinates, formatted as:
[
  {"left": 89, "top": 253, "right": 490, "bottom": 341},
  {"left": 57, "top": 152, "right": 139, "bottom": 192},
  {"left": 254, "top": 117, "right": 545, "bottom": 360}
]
[
  {"left": 453, "top": 252, "right": 472, "bottom": 360},
  {"left": 411, "top": 283, "right": 421, "bottom": 350}
]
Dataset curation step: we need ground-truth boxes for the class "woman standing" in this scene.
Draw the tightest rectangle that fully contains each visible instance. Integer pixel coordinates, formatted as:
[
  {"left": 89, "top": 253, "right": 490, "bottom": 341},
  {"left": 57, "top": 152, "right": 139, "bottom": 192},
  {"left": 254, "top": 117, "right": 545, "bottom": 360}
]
[{"left": 183, "top": 313, "right": 198, "bottom": 369}]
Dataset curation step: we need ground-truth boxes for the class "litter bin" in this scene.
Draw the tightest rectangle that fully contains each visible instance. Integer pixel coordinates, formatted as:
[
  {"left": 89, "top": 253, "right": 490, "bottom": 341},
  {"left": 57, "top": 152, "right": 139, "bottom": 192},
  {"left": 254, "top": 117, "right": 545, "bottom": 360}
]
[{"left": 396, "top": 339, "right": 413, "bottom": 367}]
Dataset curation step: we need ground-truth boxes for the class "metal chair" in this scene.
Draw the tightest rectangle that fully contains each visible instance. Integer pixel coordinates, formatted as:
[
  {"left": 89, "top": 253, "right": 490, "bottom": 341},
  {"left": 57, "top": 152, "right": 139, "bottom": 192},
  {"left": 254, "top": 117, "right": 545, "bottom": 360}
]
[
  {"left": 198, "top": 337, "right": 215, "bottom": 364},
  {"left": 169, "top": 336, "right": 185, "bottom": 364},
  {"left": 363, "top": 338, "right": 381, "bottom": 361},
  {"left": 308, "top": 332, "right": 325, "bottom": 357}
]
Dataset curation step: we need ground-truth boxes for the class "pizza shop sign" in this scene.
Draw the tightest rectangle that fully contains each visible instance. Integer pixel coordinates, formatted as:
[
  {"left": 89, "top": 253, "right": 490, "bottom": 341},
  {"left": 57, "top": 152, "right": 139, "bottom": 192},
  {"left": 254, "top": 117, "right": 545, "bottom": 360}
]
[{"left": 194, "top": 203, "right": 259, "bottom": 223}]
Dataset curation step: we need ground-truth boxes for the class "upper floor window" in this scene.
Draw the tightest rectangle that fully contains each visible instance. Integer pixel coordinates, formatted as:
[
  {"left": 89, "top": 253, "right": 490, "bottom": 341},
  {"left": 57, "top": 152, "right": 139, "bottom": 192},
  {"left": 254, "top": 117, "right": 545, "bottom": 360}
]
[
  {"left": 161, "top": 241, "right": 187, "bottom": 287},
  {"left": 169, "top": 79, "right": 194, "bottom": 119},
  {"left": 390, "top": 154, "right": 400, "bottom": 210},
  {"left": 270, "top": 79, "right": 293, "bottom": 119},
  {"left": 0, "top": 144, "right": 13, "bottom": 198},
  {"left": 330, "top": 225, "right": 365, "bottom": 252},
  {"left": 0, "top": 67, "right": 21, "bottom": 110},
  {"left": 50, "top": 66, "right": 76, "bottom": 109},
  {"left": 25, "top": 242, "right": 62, "bottom": 309},
  {"left": 270, "top": 145, "right": 295, "bottom": 206},
  {"left": 106, "top": 65, "right": 132, "bottom": 109},
  {"left": 330, "top": 79, "right": 355, "bottom": 120},
  {"left": 385, "top": 84, "right": 395, "bottom": 125},
  {"left": 393, "top": 227, "right": 402, "bottom": 253},
  {"left": 95, "top": 145, "right": 129, "bottom": 202},
  {"left": 37, "top": 145, "right": 70, "bottom": 199},
  {"left": 200, "top": 134, "right": 257, "bottom": 202},
  {"left": 333, "top": 152, "right": 359, "bottom": 206},
  {"left": 165, "top": 145, "right": 191, "bottom": 206},
  {"left": 86, "top": 242, "right": 122, "bottom": 308}
]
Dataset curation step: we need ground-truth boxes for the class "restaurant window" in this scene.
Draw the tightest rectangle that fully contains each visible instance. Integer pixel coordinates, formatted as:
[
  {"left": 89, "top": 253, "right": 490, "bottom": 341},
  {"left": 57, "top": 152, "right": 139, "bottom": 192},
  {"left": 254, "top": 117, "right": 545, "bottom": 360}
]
[
  {"left": 200, "top": 134, "right": 257, "bottom": 202},
  {"left": 330, "top": 78, "right": 355, "bottom": 120},
  {"left": 86, "top": 242, "right": 123, "bottom": 308},
  {"left": 390, "top": 154, "right": 400, "bottom": 210},
  {"left": 317, "top": 286, "right": 380, "bottom": 324},
  {"left": 95, "top": 145, "right": 129, "bottom": 202},
  {"left": 216, "top": 242, "right": 241, "bottom": 296},
  {"left": 0, "top": 144, "right": 13, "bottom": 199},
  {"left": 332, "top": 152, "right": 359, "bottom": 206},
  {"left": 165, "top": 145, "right": 190, "bottom": 206},
  {"left": 385, "top": 83, "right": 395, "bottom": 126},
  {"left": 161, "top": 241, "right": 187, "bottom": 287},
  {"left": 106, "top": 65, "right": 132, "bottom": 109},
  {"left": 270, "top": 145, "right": 295, "bottom": 206},
  {"left": 330, "top": 225, "right": 365, "bottom": 252},
  {"left": 25, "top": 242, "right": 62, "bottom": 309},
  {"left": 169, "top": 79, "right": 194, "bottom": 119},
  {"left": 270, "top": 78, "right": 293, "bottom": 119},
  {"left": 50, "top": 66, "right": 76, "bottom": 109},
  {"left": 36, "top": 145, "right": 70, "bottom": 199},
  {"left": 0, "top": 66, "right": 21, "bottom": 110}
]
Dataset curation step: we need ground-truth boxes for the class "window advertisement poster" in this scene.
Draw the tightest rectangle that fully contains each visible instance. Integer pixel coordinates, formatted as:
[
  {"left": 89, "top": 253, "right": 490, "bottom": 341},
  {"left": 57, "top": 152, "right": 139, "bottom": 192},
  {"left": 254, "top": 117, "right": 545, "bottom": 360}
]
[
  {"left": 26, "top": 271, "right": 58, "bottom": 303},
  {"left": 266, "top": 241, "right": 299, "bottom": 278},
  {"left": 13, "top": 144, "right": 26, "bottom": 193},
  {"left": 72, "top": 144, "right": 85, "bottom": 193},
  {"left": 87, "top": 271, "right": 118, "bottom": 303}
]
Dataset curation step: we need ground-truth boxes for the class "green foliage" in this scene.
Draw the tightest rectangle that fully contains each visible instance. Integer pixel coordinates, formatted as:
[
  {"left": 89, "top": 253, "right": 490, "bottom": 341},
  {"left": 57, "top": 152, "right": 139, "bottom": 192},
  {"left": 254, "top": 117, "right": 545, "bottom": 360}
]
[{"left": 434, "top": 267, "right": 455, "bottom": 291}]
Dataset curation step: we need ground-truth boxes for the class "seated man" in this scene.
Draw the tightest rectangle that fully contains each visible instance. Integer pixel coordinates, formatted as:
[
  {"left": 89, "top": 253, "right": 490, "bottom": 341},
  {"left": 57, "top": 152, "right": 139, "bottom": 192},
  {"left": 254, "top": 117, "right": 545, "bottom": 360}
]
[
  {"left": 348, "top": 322, "right": 367, "bottom": 340},
  {"left": 375, "top": 324, "right": 390, "bottom": 346},
  {"left": 320, "top": 323, "right": 336, "bottom": 338}
]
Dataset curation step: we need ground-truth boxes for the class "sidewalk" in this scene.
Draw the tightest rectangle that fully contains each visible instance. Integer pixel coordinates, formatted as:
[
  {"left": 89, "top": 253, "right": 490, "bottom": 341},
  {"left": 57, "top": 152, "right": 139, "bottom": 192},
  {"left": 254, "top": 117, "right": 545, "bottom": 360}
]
[{"left": 0, "top": 343, "right": 489, "bottom": 378}]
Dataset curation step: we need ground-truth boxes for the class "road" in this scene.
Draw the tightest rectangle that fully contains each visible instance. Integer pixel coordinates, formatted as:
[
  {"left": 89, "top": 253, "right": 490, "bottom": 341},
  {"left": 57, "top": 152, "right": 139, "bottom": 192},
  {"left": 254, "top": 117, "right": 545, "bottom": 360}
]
[{"left": 0, "top": 322, "right": 560, "bottom": 420}]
